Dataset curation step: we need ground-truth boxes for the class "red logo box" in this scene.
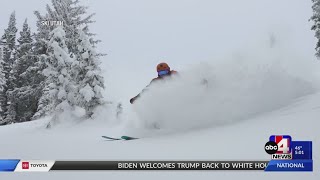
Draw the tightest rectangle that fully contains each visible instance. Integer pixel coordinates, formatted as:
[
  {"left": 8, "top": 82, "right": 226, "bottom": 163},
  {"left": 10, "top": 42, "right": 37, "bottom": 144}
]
[
  {"left": 269, "top": 135, "right": 292, "bottom": 154},
  {"left": 22, "top": 162, "right": 29, "bottom": 169}
]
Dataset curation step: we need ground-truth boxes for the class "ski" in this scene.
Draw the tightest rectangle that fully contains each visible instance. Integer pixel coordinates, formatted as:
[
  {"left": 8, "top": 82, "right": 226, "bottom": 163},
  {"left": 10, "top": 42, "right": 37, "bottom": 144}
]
[
  {"left": 121, "top": 136, "right": 139, "bottom": 140},
  {"left": 101, "top": 136, "right": 122, "bottom": 140},
  {"left": 101, "top": 136, "right": 139, "bottom": 141}
]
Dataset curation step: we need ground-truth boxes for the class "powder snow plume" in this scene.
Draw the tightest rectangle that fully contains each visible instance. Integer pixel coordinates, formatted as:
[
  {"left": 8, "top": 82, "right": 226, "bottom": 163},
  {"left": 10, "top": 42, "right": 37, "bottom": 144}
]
[{"left": 127, "top": 49, "right": 318, "bottom": 133}]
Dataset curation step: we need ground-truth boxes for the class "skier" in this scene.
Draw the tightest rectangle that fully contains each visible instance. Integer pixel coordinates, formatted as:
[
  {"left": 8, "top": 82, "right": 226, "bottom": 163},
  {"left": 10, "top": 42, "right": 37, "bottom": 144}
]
[{"left": 130, "top": 62, "right": 178, "bottom": 104}]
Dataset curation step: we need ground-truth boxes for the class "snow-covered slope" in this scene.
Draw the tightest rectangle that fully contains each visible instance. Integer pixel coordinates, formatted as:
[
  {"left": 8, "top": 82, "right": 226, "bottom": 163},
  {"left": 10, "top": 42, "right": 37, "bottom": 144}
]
[{"left": 0, "top": 91, "right": 319, "bottom": 179}]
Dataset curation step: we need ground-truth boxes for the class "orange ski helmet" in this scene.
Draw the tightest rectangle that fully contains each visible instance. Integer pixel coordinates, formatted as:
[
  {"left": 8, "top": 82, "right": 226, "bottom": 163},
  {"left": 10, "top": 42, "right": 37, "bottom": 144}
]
[{"left": 156, "top": 62, "right": 170, "bottom": 72}]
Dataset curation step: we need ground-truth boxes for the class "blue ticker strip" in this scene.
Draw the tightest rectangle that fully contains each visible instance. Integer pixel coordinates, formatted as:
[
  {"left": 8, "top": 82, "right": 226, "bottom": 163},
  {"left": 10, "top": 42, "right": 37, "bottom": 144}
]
[
  {"left": 0, "top": 159, "right": 20, "bottom": 172},
  {"left": 265, "top": 160, "right": 313, "bottom": 172}
]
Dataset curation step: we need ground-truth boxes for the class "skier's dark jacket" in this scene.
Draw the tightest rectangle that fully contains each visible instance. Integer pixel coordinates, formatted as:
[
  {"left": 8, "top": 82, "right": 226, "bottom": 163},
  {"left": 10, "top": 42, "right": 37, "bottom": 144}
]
[{"left": 130, "top": 70, "right": 178, "bottom": 104}]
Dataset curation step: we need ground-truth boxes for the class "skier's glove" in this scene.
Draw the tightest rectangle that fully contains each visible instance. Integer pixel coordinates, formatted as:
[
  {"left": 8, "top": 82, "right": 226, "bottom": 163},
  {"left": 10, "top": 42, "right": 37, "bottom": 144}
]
[
  {"left": 130, "top": 96, "right": 138, "bottom": 104},
  {"left": 130, "top": 98, "right": 135, "bottom": 104}
]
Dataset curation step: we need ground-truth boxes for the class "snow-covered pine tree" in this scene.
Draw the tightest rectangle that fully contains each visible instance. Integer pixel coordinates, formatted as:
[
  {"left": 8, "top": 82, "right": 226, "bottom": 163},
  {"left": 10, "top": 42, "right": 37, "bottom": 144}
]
[
  {"left": 5, "top": 19, "right": 40, "bottom": 123},
  {"left": 35, "top": 26, "right": 75, "bottom": 124},
  {"left": 34, "top": 0, "right": 105, "bottom": 119},
  {"left": 0, "top": 48, "right": 5, "bottom": 93},
  {"left": 73, "top": 30, "right": 104, "bottom": 117},
  {"left": 0, "top": 47, "right": 2, "bottom": 60},
  {"left": 0, "top": 12, "right": 18, "bottom": 125},
  {"left": 0, "top": 48, "right": 5, "bottom": 122},
  {"left": 14, "top": 19, "right": 34, "bottom": 86},
  {"left": 311, "top": 0, "right": 320, "bottom": 58}
]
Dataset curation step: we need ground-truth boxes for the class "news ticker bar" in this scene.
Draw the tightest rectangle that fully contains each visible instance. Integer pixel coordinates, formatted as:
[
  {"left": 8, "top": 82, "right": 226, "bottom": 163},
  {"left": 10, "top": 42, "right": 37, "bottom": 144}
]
[
  {"left": 53, "top": 161, "right": 269, "bottom": 170},
  {"left": 0, "top": 160, "right": 313, "bottom": 171}
]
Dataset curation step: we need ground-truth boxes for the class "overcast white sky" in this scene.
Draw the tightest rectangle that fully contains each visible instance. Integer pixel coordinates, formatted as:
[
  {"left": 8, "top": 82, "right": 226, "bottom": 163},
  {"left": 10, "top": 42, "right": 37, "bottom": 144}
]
[{"left": 0, "top": 0, "right": 318, "bottom": 103}]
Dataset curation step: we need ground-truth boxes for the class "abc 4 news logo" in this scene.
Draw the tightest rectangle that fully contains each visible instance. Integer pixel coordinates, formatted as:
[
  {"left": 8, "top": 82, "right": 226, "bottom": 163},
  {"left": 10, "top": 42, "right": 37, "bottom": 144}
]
[{"left": 264, "top": 135, "right": 292, "bottom": 160}]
